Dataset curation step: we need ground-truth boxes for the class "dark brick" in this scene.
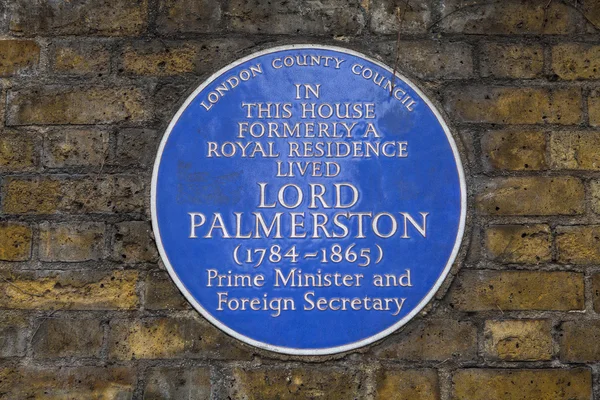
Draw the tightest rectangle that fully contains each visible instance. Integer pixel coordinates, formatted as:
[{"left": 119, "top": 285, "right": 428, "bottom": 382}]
[
  {"left": 32, "top": 318, "right": 103, "bottom": 358},
  {"left": 144, "top": 367, "right": 211, "bottom": 399},
  {"left": 9, "top": 0, "right": 148, "bottom": 36}
]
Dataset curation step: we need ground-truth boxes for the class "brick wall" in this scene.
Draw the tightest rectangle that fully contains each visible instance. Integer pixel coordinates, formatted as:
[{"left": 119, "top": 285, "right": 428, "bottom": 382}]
[{"left": 0, "top": 0, "right": 599, "bottom": 398}]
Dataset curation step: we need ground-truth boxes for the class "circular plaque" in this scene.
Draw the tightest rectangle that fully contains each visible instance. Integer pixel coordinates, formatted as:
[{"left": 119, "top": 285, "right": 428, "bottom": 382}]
[{"left": 152, "top": 45, "right": 466, "bottom": 355}]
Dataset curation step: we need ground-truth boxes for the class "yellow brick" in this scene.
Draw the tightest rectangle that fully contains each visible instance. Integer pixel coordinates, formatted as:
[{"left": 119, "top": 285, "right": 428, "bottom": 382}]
[
  {"left": 481, "top": 131, "right": 547, "bottom": 171},
  {"left": 476, "top": 177, "right": 585, "bottom": 216},
  {"left": 550, "top": 131, "right": 600, "bottom": 169},
  {"left": 483, "top": 319, "right": 553, "bottom": 361},
  {"left": 446, "top": 87, "right": 581, "bottom": 125},
  {"left": 7, "top": 87, "right": 148, "bottom": 125},
  {"left": 552, "top": 43, "right": 600, "bottom": 80},
  {"left": 122, "top": 42, "right": 198, "bottom": 76},
  {"left": 109, "top": 317, "right": 250, "bottom": 360},
  {"left": 0, "top": 270, "right": 138, "bottom": 310},
  {"left": 0, "top": 131, "right": 36, "bottom": 170},
  {"left": 375, "top": 369, "right": 438, "bottom": 400},
  {"left": 228, "top": 367, "right": 362, "bottom": 400},
  {"left": 452, "top": 369, "right": 591, "bottom": 400},
  {"left": 0, "top": 367, "right": 134, "bottom": 399},
  {"left": 485, "top": 224, "right": 551, "bottom": 264},
  {"left": 560, "top": 320, "right": 600, "bottom": 362},
  {"left": 556, "top": 225, "right": 600, "bottom": 264},
  {"left": 109, "top": 318, "right": 186, "bottom": 359},
  {"left": 0, "top": 40, "right": 39, "bottom": 76},
  {"left": 2, "top": 177, "right": 62, "bottom": 214},
  {"left": 0, "top": 223, "right": 32, "bottom": 261},
  {"left": 448, "top": 270, "right": 584, "bottom": 311}
]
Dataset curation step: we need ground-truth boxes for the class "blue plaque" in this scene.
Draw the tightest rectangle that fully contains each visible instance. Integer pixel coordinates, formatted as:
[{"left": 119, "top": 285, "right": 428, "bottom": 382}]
[{"left": 152, "top": 45, "right": 466, "bottom": 355}]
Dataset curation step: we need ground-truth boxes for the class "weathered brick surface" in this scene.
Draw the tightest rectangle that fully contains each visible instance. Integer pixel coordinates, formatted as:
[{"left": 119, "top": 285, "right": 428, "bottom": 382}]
[
  {"left": 375, "top": 369, "right": 439, "bottom": 400},
  {"left": 560, "top": 320, "right": 600, "bottom": 362},
  {"left": 0, "top": 222, "right": 32, "bottom": 261},
  {"left": 0, "top": 130, "right": 36, "bottom": 170},
  {"left": 481, "top": 130, "right": 547, "bottom": 171},
  {"left": 0, "top": 313, "right": 28, "bottom": 357},
  {"left": 156, "top": 0, "right": 222, "bottom": 34},
  {"left": 3, "top": 176, "right": 146, "bottom": 214},
  {"left": 9, "top": 0, "right": 148, "bottom": 36},
  {"left": 593, "top": 273, "right": 600, "bottom": 312},
  {"left": 108, "top": 317, "right": 250, "bottom": 360},
  {"left": 377, "top": 319, "right": 477, "bottom": 361},
  {"left": 437, "top": 1, "right": 584, "bottom": 35},
  {"left": 480, "top": 43, "right": 543, "bottom": 79},
  {"left": 476, "top": 177, "right": 585, "bottom": 216},
  {"left": 445, "top": 87, "right": 581, "bottom": 125},
  {"left": 556, "top": 225, "right": 600, "bottom": 265},
  {"left": 485, "top": 224, "right": 551, "bottom": 264},
  {"left": 0, "top": 0, "right": 600, "bottom": 397},
  {"left": 43, "top": 129, "right": 109, "bottom": 168},
  {"left": 549, "top": 131, "right": 600, "bottom": 170},
  {"left": 0, "top": 366, "right": 135, "bottom": 399},
  {"left": 452, "top": 369, "right": 591, "bottom": 400},
  {"left": 2, "top": 177, "right": 60, "bottom": 214},
  {"left": 32, "top": 317, "right": 103, "bottom": 358},
  {"left": 592, "top": 180, "right": 600, "bottom": 214},
  {"left": 553, "top": 43, "right": 600, "bottom": 80},
  {"left": 370, "top": 0, "right": 431, "bottom": 34},
  {"left": 145, "top": 367, "right": 211, "bottom": 399},
  {"left": 114, "top": 128, "right": 158, "bottom": 167},
  {"left": 128, "top": 40, "right": 245, "bottom": 78},
  {"left": 145, "top": 271, "right": 189, "bottom": 310},
  {"left": 483, "top": 319, "right": 553, "bottom": 361},
  {"left": 227, "top": 367, "right": 362, "bottom": 399},
  {"left": 112, "top": 221, "right": 158, "bottom": 263},
  {"left": 448, "top": 270, "right": 584, "bottom": 311},
  {"left": 375, "top": 40, "right": 473, "bottom": 80},
  {"left": 226, "top": 0, "right": 365, "bottom": 35},
  {"left": 590, "top": 90, "right": 600, "bottom": 127},
  {"left": 583, "top": 2, "right": 600, "bottom": 28},
  {"left": 7, "top": 87, "right": 149, "bottom": 125},
  {"left": 50, "top": 41, "right": 111, "bottom": 76},
  {"left": 39, "top": 222, "right": 104, "bottom": 262},
  {"left": 0, "top": 40, "right": 39, "bottom": 76},
  {"left": 0, "top": 270, "right": 138, "bottom": 310},
  {"left": 121, "top": 42, "right": 199, "bottom": 76}
]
